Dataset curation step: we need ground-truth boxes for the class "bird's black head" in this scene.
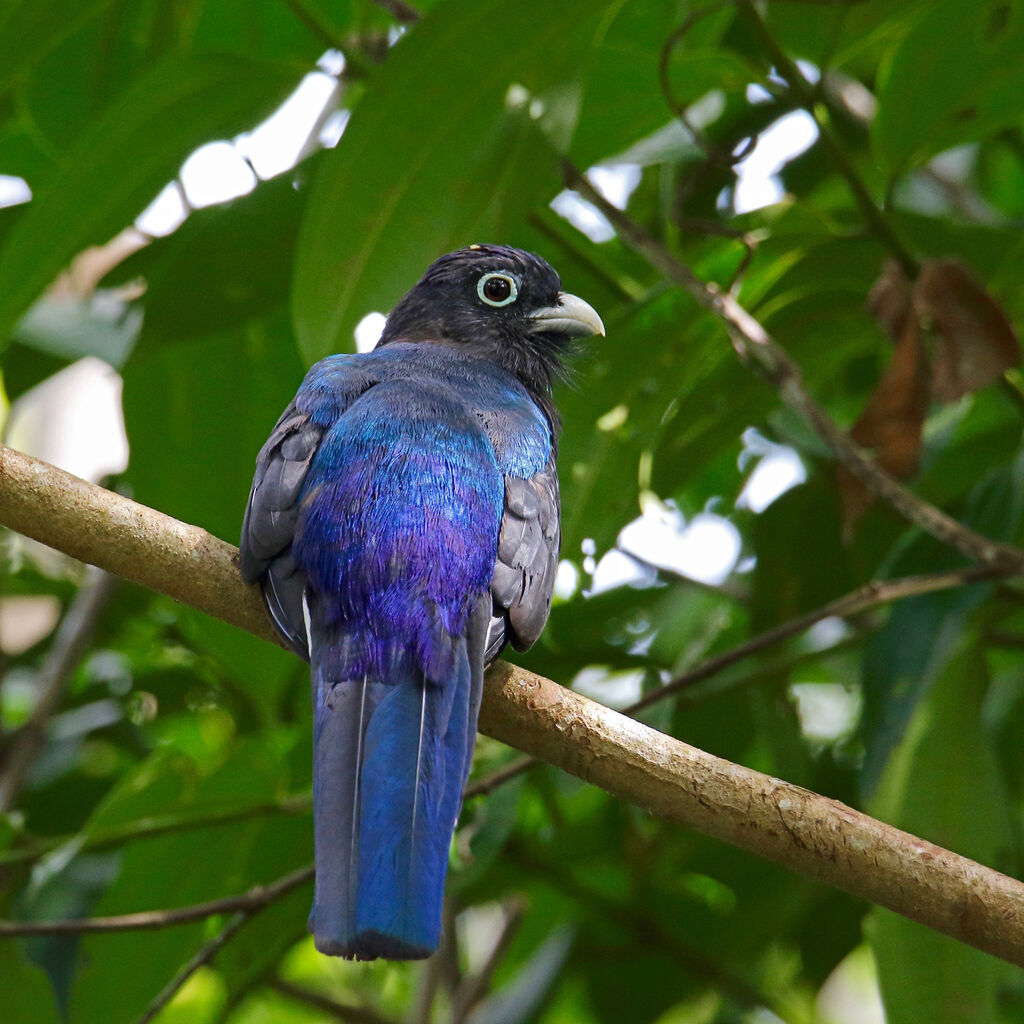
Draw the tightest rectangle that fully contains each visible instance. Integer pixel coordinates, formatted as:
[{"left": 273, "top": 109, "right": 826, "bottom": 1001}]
[{"left": 378, "top": 245, "right": 604, "bottom": 406}]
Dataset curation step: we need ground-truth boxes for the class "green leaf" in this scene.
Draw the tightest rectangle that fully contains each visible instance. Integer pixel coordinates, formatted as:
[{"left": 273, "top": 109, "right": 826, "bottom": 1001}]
[
  {"left": 69, "top": 821, "right": 308, "bottom": 1024},
  {"left": 570, "top": 1, "right": 757, "bottom": 167},
  {"left": 558, "top": 287, "right": 714, "bottom": 555},
  {"left": 291, "top": 0, "right": 608, "bottom": 362},
  {"left": 874, "top": 0, "right": 1024, "bottom": 171},
  {"left": 0, "top": 942, "right": 60, "bottom": 1024},
  {"left": 867, "top": 643, "right": 1016, "bottom": 1024},
  {"left": 764, "top": 1, "right": 926, "bottom": 76},
  {"left": 0, "top": 0, "right": 118, "bottom": 101},
  {"left": 0, "top": 56, "right": 293, "bottom": 349},
  {"left": 176, "top": 609, "right": 299, "bottom": 724},
  {"left": 121, "top": 313, "right": 304, "bottom": 544},
  {"left": 117, "top": 168, "right": 311, "bottom": 347}
]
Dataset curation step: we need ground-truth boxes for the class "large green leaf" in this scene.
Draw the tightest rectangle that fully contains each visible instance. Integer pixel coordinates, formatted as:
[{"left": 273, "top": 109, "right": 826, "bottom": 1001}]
[
  {"left": 570, "top": 1, "right": 758, "bottom": 167},
  {"left": 0, "top": 0, "right": 118, "bottom": 101},
  {"left": 873, "top": 0, "right": 1024, "bottom": 172},
  {"left": 67, "top": 740, "right": 309, "bottom": 1024},
  {"left": 0, "top": 57, "right": 293, "bottom": 349},
  {"left": 867, "top": 643, "right": 1016, "bottom": 1024},
  {"left": 121, "top": 313, "right": 304, "bottom": 544},
  {"left": 0, "top": 942, "right": 60, "bottom": 1024},
  {"left": 291, "top": 0, "right": 609, "bottom": 363},
  {"left": 116, "top": 168, "right": 312, "bottom": 348},
  {"left": 558, "top": 287, "right": 719, "bottom": 555}
]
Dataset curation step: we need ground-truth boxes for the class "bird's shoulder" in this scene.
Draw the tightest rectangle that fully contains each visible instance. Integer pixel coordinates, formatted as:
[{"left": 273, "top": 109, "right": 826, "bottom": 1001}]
[{"left": 299, "top": 343, "right": 553, "bottom": 478}]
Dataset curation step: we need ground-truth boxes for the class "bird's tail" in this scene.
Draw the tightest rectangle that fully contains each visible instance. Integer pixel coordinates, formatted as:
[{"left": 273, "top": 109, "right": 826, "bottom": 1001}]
[{"left": 308, "top": 626, "right": 482, "bottom": 959}]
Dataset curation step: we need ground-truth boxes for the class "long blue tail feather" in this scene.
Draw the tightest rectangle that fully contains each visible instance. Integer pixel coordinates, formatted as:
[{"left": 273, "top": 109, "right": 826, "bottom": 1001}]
[{"left": 309, "top": 602, "right": 485, "bottom": 960}]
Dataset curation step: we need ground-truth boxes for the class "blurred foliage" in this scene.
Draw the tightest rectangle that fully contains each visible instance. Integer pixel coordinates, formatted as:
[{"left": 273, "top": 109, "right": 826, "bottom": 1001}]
[{"left": 2, "top": 0, "right": 1024, "bottom": 1021}]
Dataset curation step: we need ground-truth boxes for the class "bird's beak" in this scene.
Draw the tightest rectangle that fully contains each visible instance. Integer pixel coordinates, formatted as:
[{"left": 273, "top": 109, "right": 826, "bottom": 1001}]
[{"left": 528, "top": 292, "right": 605, "bottom": 339}]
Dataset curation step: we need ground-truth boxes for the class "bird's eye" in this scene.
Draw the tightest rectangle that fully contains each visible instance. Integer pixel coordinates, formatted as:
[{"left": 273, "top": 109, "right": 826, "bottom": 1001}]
[{"left": 477, "top": 272, "right": 518, "bottom": 307}]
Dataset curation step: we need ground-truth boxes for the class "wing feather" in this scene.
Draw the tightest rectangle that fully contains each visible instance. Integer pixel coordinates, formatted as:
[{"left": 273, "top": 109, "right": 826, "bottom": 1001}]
[{"left": 488, "top": 454, "right": 560, "bottom": 657}]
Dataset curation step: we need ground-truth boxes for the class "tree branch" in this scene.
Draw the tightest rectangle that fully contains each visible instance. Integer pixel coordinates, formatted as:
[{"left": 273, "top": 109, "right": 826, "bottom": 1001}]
[
  {"left": 3, "top": 444, "right": 1024, "bottom": 966},
  {"left": 561, "top": 163, "right": 1024, "bottom": 575},
  {"left": 508, "top": 845, "right": 795, "bottom": 1021},
  {"left": 137, "top": 911, "right": 249, "bottom": 1024},
  {"left": 450, "top": 900, "right": 524, "bottom": 1024},
  {"left": 0, "top": 863, "right": 313, "bottom": 936},
  {"left": 628, "top": 563, "right": 1007, "bottom": 714}
]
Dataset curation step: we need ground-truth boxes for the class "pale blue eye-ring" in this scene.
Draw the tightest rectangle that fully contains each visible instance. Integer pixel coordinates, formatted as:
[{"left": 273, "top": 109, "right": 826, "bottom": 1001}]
[{"left": 477, "top": 272, "right": 519, "bottom": 307}]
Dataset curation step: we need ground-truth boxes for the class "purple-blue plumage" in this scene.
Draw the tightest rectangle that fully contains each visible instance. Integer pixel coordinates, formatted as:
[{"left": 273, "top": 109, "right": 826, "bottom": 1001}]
[{"left": 240, "top": 246, "right": 604, "bottom": 960}]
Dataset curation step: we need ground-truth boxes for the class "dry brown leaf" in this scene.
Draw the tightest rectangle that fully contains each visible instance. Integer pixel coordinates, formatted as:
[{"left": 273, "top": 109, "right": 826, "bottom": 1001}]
[
  {"left": 842, "top": 258, "right": 1021, "bottom": 536},
  {"left": 914, "top": 259, "right": 1021, "bottom": 401},
  {"left": 866, "top": 259, "right": 914, "bottom": 342},
  {"left": 839, "top": 312, "right": 930, "bottom": 535}
]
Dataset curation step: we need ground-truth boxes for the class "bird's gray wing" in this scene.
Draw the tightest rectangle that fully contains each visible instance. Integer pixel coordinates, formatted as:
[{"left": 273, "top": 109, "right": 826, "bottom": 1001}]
[
  {"left": 241, "top": 356, "right": 380, "bottom": 658},
  {"left": 240, "top": 403, "right": 325, "bottom": 660},
  {"left": 487, "top": 453, "right": 560, "bottom": 663}
]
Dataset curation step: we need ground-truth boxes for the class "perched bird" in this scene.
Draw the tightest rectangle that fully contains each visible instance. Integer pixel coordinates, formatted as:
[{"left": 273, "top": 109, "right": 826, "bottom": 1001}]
[{"left": 240, "top": 245, "right": 603, "bottom": 960}]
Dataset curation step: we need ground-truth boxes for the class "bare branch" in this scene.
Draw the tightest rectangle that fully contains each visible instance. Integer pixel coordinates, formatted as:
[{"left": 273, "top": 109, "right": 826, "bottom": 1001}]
[
  {"left": 3, "top": 444, "right": 1024, "bottom": 965},
  {"left": 0, "top": 445, "right": 282, "bottom": 647},
  {"left": 561, "top": 164, "right": 1024, "bottom": 575},
  {"left": 278, "top": 0, "right": 346, "bottom": 50},
  {"left": 464, "top": 753, "right": 534, "bottom": 800},
  {"left": 658, "top": 4, "right": 751, "bottom": 170},
  {"left": 136, "top": 912, "right": 249, "bottom": 1024},
  {"left": 450, "top": 900, "right": 524, "bottom": 1024},
  {"left": 509, "top": 845, "right": 793, "bottom": 1020},
  {"left": 0, "top": 864, "right": 313, "bottom": 936}
]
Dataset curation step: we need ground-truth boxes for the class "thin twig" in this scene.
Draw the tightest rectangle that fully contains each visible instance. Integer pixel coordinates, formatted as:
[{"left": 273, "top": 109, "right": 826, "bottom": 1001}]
[
  {"left": 735, "top": 0, "right": 918, "bottom": 276},
  {"left": 658, "top": 4, "right": 753, "bottom": 170},
  {"left": 465, "top": 564, "right": 1007, "bottom": 798},
  {"left": 526, "top": 210, "right": 645, "bottom": 303},
  {"left": 269, "top": 978, "right": 398, "bottom": 1024},
  {"left": 450, "top": 900, "right": 525, "bottom": 1024},
  {"left": 0, "top": 566, "right": 117, "bottom": 810},
  {"left": 408, "top": 946, "right": 442, "bottom": 1024},
  {"left": 0, "top": 864, "right": 313, "bottom": 936},
  {"left": 465, "top": 754, "right": 534, "bottom": 800},
  {"left": 627, "top": 563, "right": 1006, "bottom": 714},
  {"left": 562, "top": 163, "right": 1024, "bottom": 575},
  {"left": 435, "top": 898, "right": 462, "bottom": 996},
  {"left": 508, "top": 846, "right": 797, "bottom": 1022},
  {"left": 136, "top": 911, "right": 250, "bottom": 1024},
  {"left": 3, "top": 446, "right": 1024, "bottom": 964},
  {"left": 277, "top": 0, "right": 346, "bottom": 52},
  {"left": 0, "top": 795, "right": 311, "bottom": 868}
]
